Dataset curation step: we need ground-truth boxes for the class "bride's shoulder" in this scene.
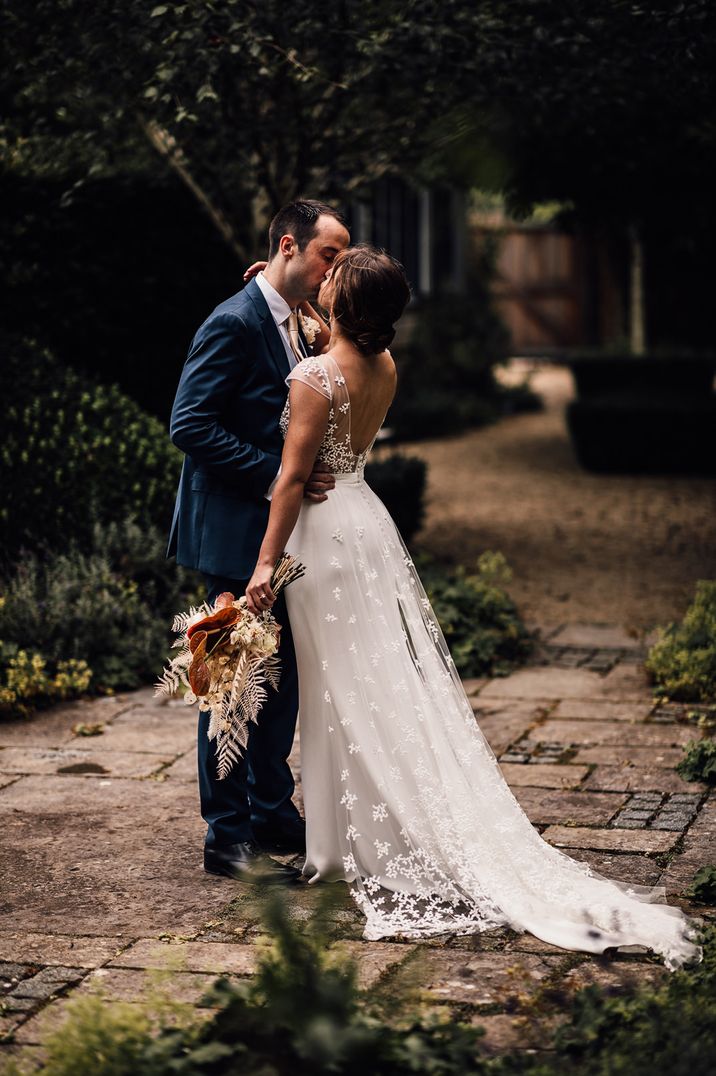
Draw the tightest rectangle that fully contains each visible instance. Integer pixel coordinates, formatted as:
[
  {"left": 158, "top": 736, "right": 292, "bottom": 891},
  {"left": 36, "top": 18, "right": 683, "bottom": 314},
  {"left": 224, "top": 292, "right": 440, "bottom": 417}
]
[{"left": 286, "top": 356, "right": 333, "bottom": 400}]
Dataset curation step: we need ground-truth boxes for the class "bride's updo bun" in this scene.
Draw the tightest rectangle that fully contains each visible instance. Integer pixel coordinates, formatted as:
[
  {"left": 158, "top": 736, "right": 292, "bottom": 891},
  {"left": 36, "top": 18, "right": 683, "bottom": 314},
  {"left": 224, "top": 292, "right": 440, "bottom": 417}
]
[{"left": 328, "top": 245, "right": 411, "bottom": 356}]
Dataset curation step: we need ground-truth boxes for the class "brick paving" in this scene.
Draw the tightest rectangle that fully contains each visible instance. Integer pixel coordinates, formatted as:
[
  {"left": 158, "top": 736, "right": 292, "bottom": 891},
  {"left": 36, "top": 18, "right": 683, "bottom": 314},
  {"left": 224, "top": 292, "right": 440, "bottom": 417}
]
[{"left": 0, "top": 635, "right": 714, "bottom": 1067}]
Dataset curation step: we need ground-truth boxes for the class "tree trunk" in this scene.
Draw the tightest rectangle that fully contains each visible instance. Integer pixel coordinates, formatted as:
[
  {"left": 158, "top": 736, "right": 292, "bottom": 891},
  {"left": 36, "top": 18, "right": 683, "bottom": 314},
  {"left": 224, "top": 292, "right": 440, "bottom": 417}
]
[
  {"left": 140, "top": 118, "right": 246, "bottom": 263},
  {"left": 628, "top": 223, "right": 647, "bottom": 355}
]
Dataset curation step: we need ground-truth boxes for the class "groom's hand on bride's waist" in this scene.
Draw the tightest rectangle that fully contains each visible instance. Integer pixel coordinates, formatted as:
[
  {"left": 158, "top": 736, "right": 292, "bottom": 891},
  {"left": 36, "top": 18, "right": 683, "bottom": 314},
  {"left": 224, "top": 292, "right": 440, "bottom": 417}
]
[{"left": 304, "top": 463, "right": 335, "bottom": 503}]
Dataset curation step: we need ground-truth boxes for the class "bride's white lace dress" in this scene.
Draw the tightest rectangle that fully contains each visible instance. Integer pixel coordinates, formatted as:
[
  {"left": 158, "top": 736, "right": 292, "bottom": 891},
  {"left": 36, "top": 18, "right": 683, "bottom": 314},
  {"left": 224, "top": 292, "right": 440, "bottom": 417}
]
[{"left": 280, "top": 354, "right": 700, "bottom": 970}]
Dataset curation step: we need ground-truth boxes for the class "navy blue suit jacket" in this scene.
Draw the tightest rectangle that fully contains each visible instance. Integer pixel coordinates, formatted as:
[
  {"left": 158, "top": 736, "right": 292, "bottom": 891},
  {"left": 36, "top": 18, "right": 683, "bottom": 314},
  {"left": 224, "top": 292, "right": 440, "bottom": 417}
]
[{"left": 168, "top": 278, "right": 295, "bottom": 580}]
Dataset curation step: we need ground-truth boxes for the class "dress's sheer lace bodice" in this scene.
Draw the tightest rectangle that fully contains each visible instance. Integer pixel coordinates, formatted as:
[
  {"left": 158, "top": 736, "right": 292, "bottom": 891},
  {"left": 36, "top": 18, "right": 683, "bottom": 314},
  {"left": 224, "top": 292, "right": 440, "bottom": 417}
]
[{"left": 279, "top": 355, "right": 379, "bottom": 476}]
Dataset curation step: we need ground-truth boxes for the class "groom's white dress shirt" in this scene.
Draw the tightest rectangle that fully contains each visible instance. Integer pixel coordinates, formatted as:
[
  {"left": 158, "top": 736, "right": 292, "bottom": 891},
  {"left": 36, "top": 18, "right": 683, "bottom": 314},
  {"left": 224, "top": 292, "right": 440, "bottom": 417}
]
[
  {"left": 255, "top": 271, "right": 306, "bottom": 499},
  {"left": 256, "top": 271, "right": 303, "bottom": 371}
]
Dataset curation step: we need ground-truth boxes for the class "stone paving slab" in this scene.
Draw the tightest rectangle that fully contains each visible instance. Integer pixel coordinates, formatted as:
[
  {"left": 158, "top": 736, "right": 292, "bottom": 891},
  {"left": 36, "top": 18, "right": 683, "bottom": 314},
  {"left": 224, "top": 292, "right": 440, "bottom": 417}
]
[
  {"left": 94, "top": 707, "right": 197, "bottom": 756},
  {"left": 572, "top": 745, "right": 685, "bottom": 767},
  {"left": 75, "top": 966, "right": 220, "bottom": 1004},
  {"left": 0, "top": 776, "right": 210, "bottom": 937},
  {"left": 473, "top": 713, "right": 540, "bottom": 757},
  {"left": 0, "top": 697, "right": 134, "bottom": 749},
  {"left": 0, "top": 934, "right": 125, "bottom": 968},
  {"left": 542, "top": 825, "right": 679, "bottom": 853},
  {"left": 111, "top": 939, "right": 258, "bottom": 975},
  {"left": 0, "top": 746, "right": 174, "bottom": 779},
  {"left": 596, "top": 665, "right": 654, "bottom": 698},
  {"left": 660, "top": 795, "right": 716, "bottom": 896},
  {"left": 160, "top": 751, "right": 197, "bottom": 783},
  {"left": 548, "top": 625, "right": 645, "bottom": 650},
  {"left": 561, "top": 961, "right": 666, "bottom": 994},
  {"left": 499, "top": 763, "right": 589, "bottom": 789},
  {"left": 469, "top": 1012, "right": 537, "bottom": 1055},
  {"left": 584, "top": 767, "right": 705, "bottom": 794},
  {"left": 413, "top": 950, "right": 564, "bottom": 1006},
  {"left": 334, "top": 941, "right": 415, "bottom": 989},
  {"left": 526, "top": 720, "right": 697, "bottom": 748},
  {"left": 480, "top": 668, "right": 604, "bottom": 700},
  {"left": 569, "top": 851, "right": 663, "bottom": 887},
  {"left": 551, "top": 700, "right": 653, "bottom": 722},
  {"left": 512, "top": 788, "right": 626, "bottom": 826}
]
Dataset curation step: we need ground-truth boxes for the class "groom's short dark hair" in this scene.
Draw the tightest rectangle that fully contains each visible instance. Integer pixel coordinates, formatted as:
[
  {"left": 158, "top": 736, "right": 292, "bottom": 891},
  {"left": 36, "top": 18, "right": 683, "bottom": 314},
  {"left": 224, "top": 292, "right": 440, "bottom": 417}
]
[{"left": 268, "top": 200, "right": 348, "bottom": 260}]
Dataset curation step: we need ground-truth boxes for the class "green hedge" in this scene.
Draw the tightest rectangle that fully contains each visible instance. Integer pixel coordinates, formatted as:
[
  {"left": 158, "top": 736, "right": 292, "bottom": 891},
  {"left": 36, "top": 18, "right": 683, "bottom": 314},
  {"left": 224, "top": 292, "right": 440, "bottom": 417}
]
[
  {"left": 646, "top": 581, "right": 716, "bottom": 702},
  {"left": 0, "top": 334, "right": 182, "bottom": 560}
]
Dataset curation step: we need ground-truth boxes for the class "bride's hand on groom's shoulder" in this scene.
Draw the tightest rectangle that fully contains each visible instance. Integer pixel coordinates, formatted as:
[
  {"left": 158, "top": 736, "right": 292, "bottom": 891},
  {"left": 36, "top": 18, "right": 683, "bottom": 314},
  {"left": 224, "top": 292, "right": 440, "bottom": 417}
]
[
  {"left": 304, "top": 462, "right": 335, "bottom": 503},
  {"left": 243, "top": 260, "right": 267, "bottom": 282}
]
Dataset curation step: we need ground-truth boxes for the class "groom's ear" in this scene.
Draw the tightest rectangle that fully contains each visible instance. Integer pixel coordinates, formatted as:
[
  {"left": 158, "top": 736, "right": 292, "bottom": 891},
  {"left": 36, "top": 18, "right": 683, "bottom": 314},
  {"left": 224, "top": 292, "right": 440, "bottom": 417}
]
[{"left": 278, "top": 233, "right": 296, "bottom": 259}]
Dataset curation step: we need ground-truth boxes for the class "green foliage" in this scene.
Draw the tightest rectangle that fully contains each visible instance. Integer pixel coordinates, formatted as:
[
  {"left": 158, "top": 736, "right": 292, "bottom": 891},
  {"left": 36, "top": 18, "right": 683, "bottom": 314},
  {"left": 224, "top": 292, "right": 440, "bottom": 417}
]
[
  {"left": 0, "top": 641, "right": 91, "bottom": 718},
  {"left": 677, "top": 740, "right": 716, "bottom": 786},
  {"left": 686, "top": 866, "right": 716, "bottom": 906},
  {"left": 646, "top": 582, "right": 716, "bottom": 702},
  {"left": 364, "top": 455, "right": 427, "bottom": 544},
  {"left": 34, "top": 996, "right": 156, "bottom": 1076},
  {"left": 0, "top": 334, "right": 182, "bottom": 560},
  {"left": 0, "top": 519, "right": 199, "bottom": 704},
  {"left": 544, "top": 924, "right": 716, "bottom": 1076},
  {"left": 419, "top": 552, "right": 533, "bottom": 678}
]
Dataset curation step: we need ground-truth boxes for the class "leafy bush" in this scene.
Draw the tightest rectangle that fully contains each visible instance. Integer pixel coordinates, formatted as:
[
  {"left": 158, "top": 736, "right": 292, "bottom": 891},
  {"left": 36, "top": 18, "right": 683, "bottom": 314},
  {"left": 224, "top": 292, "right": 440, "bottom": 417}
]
[
  {"left": 364, "top": 454, "right": 427, "bottom": 543},
  {"left": 646, "top": 581, "right": 716, "bottom": 702},
  {"left": 0, "top": 519, "right": 199, "bottom": 707},
  {"left": 546, "top": 925, "right": 716, "bottom": 1076},
  {"left": 419, "top": 551, "right": 533, "bottom": 677},
  {"left": 677, "top": 739, "right": 716, "bottom": 785},
  {"left": 686, "top": 866, "right": 716, "bottom": 905},
  {"left": 0, "top": 333, "right": 182, "bottom": 560},
  {"left": 0, "top": 641, "right": 91, "bottom": 718}
]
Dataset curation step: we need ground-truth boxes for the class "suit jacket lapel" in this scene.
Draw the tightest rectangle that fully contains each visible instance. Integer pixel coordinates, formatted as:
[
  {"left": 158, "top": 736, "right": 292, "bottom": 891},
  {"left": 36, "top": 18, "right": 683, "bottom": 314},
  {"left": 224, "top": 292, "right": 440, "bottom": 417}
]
[{"left": 245, "top": 279, "right": 291, "bottom": 383}]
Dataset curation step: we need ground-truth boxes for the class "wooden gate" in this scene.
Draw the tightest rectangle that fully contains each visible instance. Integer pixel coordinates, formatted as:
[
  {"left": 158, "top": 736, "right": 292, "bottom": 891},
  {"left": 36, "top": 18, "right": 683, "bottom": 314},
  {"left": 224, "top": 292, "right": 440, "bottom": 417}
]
[{"left": 472, "top": 224, "right": 623, "bottom": 352}]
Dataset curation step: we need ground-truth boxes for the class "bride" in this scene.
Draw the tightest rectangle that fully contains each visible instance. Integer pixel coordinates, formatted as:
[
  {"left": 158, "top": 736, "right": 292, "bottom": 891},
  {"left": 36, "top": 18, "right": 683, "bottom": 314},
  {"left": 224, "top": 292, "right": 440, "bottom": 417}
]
[{"left": 245, "top": 244, "right": 700, "bottom": 971}]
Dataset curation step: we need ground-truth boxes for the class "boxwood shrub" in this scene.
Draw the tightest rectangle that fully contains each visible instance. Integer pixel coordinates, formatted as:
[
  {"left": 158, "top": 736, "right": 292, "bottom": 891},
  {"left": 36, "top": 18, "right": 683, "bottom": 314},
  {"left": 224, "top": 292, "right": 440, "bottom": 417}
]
[{"left": 0, "top": 333, "right": 182, "bottom": 560}]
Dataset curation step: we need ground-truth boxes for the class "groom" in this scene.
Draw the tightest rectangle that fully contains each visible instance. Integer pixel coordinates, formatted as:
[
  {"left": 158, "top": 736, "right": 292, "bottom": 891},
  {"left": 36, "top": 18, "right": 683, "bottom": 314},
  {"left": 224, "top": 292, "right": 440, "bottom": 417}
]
[{"left": 168, "top": 200, "right": 350, "bottom": 882}]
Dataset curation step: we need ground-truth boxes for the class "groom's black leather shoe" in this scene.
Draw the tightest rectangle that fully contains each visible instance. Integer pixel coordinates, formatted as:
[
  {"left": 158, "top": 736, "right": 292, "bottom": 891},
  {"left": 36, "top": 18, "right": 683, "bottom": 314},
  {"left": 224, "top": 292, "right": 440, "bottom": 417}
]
[
  {"left": 253, "top": 820, "right": 306, "bottom": 855},
  {"left": 203, "top": 841, "right": 301, "bottom": 884}
]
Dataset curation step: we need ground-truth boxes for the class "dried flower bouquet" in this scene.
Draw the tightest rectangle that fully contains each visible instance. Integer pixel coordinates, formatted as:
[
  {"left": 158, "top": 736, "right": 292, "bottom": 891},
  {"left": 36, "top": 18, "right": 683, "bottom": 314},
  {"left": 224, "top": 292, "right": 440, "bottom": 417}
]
[{"left": 155, "top": 554, "right": 305, "bottom": 779}]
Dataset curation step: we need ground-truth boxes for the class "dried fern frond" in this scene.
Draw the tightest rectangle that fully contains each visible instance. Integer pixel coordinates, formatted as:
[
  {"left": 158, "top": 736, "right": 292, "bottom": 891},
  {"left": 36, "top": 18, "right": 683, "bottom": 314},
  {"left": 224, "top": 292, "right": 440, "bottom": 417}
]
[{"left": 155, "top": 667, "right": 180, "bottom": 697}]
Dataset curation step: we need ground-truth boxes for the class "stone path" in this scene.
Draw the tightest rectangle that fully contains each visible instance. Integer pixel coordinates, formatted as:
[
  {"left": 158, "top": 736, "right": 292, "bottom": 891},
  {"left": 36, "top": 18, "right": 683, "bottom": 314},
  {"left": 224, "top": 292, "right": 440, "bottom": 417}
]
[{"left": 1, "top": 630, "right": 714, "bottom": 1068}]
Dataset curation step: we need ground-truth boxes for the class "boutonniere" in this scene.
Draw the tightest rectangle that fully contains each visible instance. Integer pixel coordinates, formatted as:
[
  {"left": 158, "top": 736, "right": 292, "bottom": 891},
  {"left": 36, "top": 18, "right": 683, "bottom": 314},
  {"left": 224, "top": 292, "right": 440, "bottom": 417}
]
[{"left": 298, "top": 311, "right": 321, "bottom": 346}]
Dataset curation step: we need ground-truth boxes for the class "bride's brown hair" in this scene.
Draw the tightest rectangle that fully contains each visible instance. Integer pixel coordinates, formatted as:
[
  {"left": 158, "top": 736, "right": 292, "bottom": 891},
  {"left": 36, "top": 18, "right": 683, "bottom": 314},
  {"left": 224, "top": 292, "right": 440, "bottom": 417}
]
[{"left": 328, "top": 244, "right": 411, "bottom": 356}]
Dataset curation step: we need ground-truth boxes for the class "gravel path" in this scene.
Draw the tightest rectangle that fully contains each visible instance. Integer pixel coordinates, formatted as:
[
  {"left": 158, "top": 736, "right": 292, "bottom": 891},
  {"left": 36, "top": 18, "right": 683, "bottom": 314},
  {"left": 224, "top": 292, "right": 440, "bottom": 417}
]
[{"left": 377, "top": 362, "right": 716, "bottom": 632}]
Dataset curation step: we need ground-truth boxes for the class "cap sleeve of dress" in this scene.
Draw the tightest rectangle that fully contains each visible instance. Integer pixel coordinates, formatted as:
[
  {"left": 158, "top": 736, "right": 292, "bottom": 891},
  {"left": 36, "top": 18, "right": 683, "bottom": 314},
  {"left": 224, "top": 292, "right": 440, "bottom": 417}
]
[{"left": 285, "top": 357, "right": 332, "bottom": 401}]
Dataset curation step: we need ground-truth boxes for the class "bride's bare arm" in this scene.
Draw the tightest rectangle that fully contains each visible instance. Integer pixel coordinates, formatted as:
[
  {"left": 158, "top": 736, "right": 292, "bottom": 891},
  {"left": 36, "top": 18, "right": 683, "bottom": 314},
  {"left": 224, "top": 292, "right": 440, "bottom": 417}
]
[{"left": 245, "top": 382, "right": 330, "bottom": 613}]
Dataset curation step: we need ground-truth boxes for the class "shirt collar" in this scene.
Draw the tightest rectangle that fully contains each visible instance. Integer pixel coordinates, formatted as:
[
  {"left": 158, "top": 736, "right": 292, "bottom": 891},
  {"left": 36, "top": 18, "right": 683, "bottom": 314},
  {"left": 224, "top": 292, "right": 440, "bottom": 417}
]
[{"left": 256, "top": 271, "right": 293, "bottom": 326}]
